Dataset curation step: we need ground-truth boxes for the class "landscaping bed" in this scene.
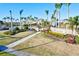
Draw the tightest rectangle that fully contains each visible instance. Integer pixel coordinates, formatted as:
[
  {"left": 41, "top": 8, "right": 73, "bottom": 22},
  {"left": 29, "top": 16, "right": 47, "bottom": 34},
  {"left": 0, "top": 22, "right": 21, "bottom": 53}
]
[{"left": 47, "top": 30, "right": 79, "bottom": 44}]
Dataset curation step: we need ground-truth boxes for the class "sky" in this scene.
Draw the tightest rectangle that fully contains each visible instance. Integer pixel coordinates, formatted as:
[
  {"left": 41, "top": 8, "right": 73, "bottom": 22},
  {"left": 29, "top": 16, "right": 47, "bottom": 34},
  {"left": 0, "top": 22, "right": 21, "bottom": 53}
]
[{"left": 0, "top": 3, "right": 79, "bottom": 21}]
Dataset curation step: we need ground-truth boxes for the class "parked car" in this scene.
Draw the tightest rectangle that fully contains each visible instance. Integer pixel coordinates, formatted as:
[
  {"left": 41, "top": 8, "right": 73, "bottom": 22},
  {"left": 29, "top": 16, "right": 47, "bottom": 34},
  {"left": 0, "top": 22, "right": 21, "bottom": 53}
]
[{"left": 0, "top": 25, "right": 9, "bottom": 30}]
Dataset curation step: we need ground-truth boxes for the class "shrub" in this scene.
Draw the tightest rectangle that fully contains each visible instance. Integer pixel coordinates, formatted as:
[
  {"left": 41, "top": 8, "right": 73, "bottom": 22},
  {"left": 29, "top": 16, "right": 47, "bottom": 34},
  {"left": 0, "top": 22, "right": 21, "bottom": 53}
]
[
  {"left": 14, "top": 27, "right": 20, "bottom": 33},
  {"left": 23, "top": 24, "right": 28, "bottom": 31},
  {"left": 75, "top": 35, "right": 79, "bottom": 44},
  {"left": 19, "top": 29, "right": 24, "bottom": 32},
  {"left": 4, "top": 27, "right": 20, "bottom": 35},
  {"left": 4, "top": 31, "right": 11, "bottom": 35},
  {"left": 48, "top": 30, "right": 64, "bottom": 39},
  {"left": 4, "top": 31, "right": 15, "bottom": 35}
]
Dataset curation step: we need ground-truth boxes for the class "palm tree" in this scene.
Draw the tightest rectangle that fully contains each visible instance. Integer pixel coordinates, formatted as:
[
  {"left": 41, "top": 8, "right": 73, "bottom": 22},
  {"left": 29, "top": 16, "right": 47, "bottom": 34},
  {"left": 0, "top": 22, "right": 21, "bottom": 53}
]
[
  {"left": 73, "top": 16, "right": 79, "bottom": 30},
  {"left": 55, "top": 3, "right": 63, "bottom": 27},
  {"left": 68, "top": 16, "right": 79, "bottom": 35},
  {"left": 9, "top": 10, "right": 13, "bottom": 32},
  {"left": 51, "top": 10, "right": 57, "bottom": 26},
  {"left": 64, "top": 3, "right": 71, "bottom": 19},
  {"left": 3, "top": 17, "right": 7, "bottom": 22},
  {"left": 68, "top": 17, "right": 75, "bottom": 34},
  {"left": 34, "top": 17, "right": 38, "bottom": 21},
  {"left": 24, "top": 17, "right": 27, "bottom": 24},
  {"left": 20, "top": 9, "right": 23, "bottom": 29},
  {"left": 45, "top": 10, "right": 49, "bottom": 21}
]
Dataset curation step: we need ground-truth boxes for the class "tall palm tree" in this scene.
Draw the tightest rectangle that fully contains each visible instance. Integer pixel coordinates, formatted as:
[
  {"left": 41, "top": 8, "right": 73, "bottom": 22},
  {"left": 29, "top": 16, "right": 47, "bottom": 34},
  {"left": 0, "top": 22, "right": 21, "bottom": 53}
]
[
  {"left": 20, "top": 9, "right": 23, "bottom": 29},
  {"left": 9, "top": 10, "right": 13, "bottom": 32},
  {"left": 64, "top": 3, "right": 71, "bottom": 19},
  {"left": 45, "top": 10, "right": 49, "bottom": 21},
  {"left": 55, "top": 3, "right": 63, "bottom": 27},
  {"left": 51, "top": 10, "right": 57, "bottom": 26}
]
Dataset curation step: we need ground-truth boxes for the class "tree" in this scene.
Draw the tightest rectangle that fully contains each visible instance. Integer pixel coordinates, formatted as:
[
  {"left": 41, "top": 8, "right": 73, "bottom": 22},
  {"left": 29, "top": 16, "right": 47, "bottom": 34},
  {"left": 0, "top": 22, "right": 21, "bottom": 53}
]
[
  {"left": 9, "top": 10, "right": 13, "bottom": 32},
  {"left": 34, "top": 17, "right": 38, "bottom": 21},
  {"left": 0, "top": 21, "right": 4, "bottom": 26},
  {"left": 24, "top": 17, "right": 27, "bottom": 24},
  {"left": 64, "top": 3, "right": 71, "bottom": 19},
  {"left": 51, "top": 10, "right": 57, "bottom": 26},
  {"left": 3, "top": 17, "right": 7, "bottom": 23},
  {"left": 45, "top": 10, "right": 49, "bottom": 21},
  {"left": 68, "top": 17, "right": 75, "bottom": 34},
  {"left": 73, "top": 16, "right": 79, "bottom": 30},
  {"left": 55, "top": 3, "right": 63, "bottom": 27},
  {"left": 20, "top": 9, "right": 23, "bottom": 29}
]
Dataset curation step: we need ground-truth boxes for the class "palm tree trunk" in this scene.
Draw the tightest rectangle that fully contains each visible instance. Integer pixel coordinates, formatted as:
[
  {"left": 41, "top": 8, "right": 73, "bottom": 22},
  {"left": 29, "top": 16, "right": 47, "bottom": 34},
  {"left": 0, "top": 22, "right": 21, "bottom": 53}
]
[
  {"left": 11, "top": 18, "right": 13, "bottom": 32},
  {"left": 10, "top": 12, "right": 13, "bottom": 32},
  {"left": 58, "top": 10, "right": 60, "bottom": 28},
  {"left": 68, "top": 5, "right": 69, "bottom": 19},
  {"left": 57, "top": 10, "right": 59, "bottom": 27},
  {"left": 20, "top": 15, "right": 22, "bottom": 29}
]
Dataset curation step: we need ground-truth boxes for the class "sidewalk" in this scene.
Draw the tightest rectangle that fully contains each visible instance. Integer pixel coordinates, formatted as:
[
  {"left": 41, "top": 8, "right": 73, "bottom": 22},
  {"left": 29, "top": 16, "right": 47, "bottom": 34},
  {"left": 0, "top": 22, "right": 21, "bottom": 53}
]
[
  {"left": 6, "top": 32, "right": 40, "bottom": 48},
  {"left": 4, "top": 48, "right": 35, "bottom": 56}
]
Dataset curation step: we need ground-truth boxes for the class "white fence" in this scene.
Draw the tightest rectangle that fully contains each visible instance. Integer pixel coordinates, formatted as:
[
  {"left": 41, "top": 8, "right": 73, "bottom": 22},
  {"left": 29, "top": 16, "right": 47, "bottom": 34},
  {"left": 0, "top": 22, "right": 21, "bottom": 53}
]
[{"left": 50, "top": 27, "right": 78, "bottom": 35}]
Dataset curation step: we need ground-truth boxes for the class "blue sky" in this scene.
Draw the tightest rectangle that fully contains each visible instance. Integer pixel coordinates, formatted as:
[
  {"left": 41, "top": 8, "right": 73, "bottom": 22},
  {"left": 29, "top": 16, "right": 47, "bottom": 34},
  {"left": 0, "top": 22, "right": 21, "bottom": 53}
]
[{"left": 0, "top": 3, "right": 79, "bottom": 21}]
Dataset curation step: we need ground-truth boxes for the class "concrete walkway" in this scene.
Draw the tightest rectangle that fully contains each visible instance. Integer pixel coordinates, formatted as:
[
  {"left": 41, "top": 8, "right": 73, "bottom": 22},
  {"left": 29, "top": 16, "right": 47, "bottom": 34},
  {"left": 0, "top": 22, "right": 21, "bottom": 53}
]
[
  {"left": 3, "top": 32, "right": 40, "bottom": 56},
  {"left": 4, "top": 48, "right": 35, "bottom": 56},
  {"left": 6, "top": 32, "right": 40, "bottom": 48}
]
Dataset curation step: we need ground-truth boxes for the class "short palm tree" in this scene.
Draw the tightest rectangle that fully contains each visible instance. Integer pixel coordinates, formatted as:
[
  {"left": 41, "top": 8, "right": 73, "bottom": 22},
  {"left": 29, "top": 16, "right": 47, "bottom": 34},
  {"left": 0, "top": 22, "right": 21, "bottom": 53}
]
[
  {"left": 73, "top": 16, "right": 79, "bottom": 30},
  {"left": 23, "top": 17, "right": 27, "bottom": 24},
  {"left": 68, "top": 17, "right": 75, "bottom": 34}
]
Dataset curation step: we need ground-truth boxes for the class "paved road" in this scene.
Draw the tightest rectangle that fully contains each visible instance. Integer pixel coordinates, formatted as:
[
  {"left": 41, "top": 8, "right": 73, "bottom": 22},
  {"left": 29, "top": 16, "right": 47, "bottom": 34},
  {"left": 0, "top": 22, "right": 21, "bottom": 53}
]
[{"left": 6, "top": 32, "right": 40, "bottom": 48}]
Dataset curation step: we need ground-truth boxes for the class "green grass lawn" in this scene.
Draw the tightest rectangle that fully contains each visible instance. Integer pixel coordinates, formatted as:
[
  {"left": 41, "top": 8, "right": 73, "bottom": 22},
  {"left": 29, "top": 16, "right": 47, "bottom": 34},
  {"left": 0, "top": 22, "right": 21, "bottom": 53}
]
[
  {"left": 0, "top": 52, "right": 15, "bottom": 56},
  {"left": 0, "top": 31, "right": 35, "bottom": 45}
]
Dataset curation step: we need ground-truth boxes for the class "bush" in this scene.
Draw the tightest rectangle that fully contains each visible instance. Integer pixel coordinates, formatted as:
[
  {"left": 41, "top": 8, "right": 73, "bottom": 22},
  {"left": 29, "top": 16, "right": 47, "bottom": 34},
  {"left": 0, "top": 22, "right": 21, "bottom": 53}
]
[
  {"left": 23, "top": 24, "right": 28, "bottom": 31},
  {"left": 4, "top": 27, "right": 20, "bottom": 35},
  {"left": 48, "top": 30, "right": 64, "bottom": 39},
  {"left": 4, "top": 31, "right": 17, "bottom": 35},
  {"left": 75, "top": 35, "right": 79, "bottom": 44},
  {"left": 14, "top": 27, "right": 20, "bottom": 33},
  {"left": 4, "top": 31, "right": 11, "bottom": 35}
]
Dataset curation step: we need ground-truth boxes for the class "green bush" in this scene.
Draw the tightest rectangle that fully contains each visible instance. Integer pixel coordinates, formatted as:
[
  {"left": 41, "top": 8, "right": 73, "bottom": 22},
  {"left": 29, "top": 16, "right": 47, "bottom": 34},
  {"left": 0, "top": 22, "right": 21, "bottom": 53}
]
[
  {"left": 4, "top": 27, "right": 20, "bottom": 35},
  {"left": 75, "top": 35, "right": 79, "bottom": 44},
  {"left": 48, "top": 30, "right": 64, "bottom": 39},
  {"left": 4, "top": 31, "right": 11, "bottom": 35},
  {"left": 23, "top": 24, "right": 28, "bottom": 31},
  {"left": 4, "top": 31, "right": 16, "bottom": 35},
  {"left": 14, "top": 27, "right": 20, "bottom": 33}
]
